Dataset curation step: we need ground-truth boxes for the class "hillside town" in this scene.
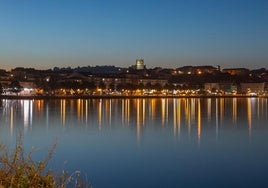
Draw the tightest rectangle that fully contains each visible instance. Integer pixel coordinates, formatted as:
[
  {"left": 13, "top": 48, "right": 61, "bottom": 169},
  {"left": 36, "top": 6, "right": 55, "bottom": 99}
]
[{"left": 1, "top": 59, "right": 268, "bottom": 97}]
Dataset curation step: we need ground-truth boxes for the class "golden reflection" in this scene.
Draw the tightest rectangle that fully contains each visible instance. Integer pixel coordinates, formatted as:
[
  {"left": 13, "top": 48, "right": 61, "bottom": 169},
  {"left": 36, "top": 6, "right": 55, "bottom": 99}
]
[
  {"left": 85, "top": 100, "right": 88, "bottom": 124},
  {"left": 151, "top": 99, "right": 156, "bottom": 121},
  {"left": 177, "top": 99, "right": 181, "bottom": 137},
  {"left": 46, "top": 102, "right": 49, "bottom": 129},
  {"left": 10, "top": 106, "right": 13, "bottom": 137},
  {"left": 197, "top": 99, "right": 201, "bottom": 144},
  {"left": 81, "top": 99, "right": 84, "bottom": 122},
  {"left": 220, "top": 98, "right": 224, "bottom": 124},
  {"left": 137, "top": 99, "right": 141, "bottom": 143},
  {"left": 77, "top": 99, "right": 81, "bottom": 121},
  {"left": 127, "top": 99, "right": 130, "bottom": 125},
  {"left": 183, "top": 99, "right": 188, "bottom": 121},
  {"left": 122, "top": 99, "right": 130, "bottom": 125},
  {"left": 37, "top": 100, "right": 44, "bottom": 113},
  {"left": 207, "top": 98, "right": 211, "bottom": 122},
  {"left": 142, "top": 99, "right": 145, "bottom": 126},
  {"left": 36, "top": 100, "right": 44, "bottom": 114},
  {"left": 122, "top": 99, "right": 124, "bottom": 124},
  {"left": 257, "top": 98, "right": 260, "bottom": 120},
  {"left": 98, "top": 99, "right": 102, "bottom": 130},
  {"left": 105, "top": 99, "right": 109, "bottom": 122},
  {"left": 166, "top": 99, "right": 169, "bottom": 125},
  {"left": 173, "top": 99, "right": 176, "bottom": 137},
  {"left": 190, "top": 99, "right": 196, "bottom": 123},
  {"left": 61, "top": 99, "right": 66, "bottom": 126},
  {"left": 161, "top": 99, "right": 165, "bottom": 125},
  {"left": 184, "top": 99, "right": 191, "bottom": 136},
  {"left": 247, "top": 98, "right": 252, "bottom": 138},
  {"left": 173, "top": 99, "right": 181, "bottom": 137},
  {"left": 215, "top": 98, "right": 219, "bottom": 140},
  {"left": 37, "top": 100, "right": 41, "bottom": 112},
  {"left": 109, "top": 99, "right": 112, "bottom": 126},
  {"left": 232, "top": 98, "right": 237, "bottom": 124}
]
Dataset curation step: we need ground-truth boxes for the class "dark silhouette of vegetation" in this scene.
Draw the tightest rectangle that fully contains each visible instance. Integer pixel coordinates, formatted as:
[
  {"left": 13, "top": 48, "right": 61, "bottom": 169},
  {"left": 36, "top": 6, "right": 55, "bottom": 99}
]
[
  {"left": 98, "top": 81, "right": 106, "bottom": 90},
  {"left": 9, "top": 80, "right": 23, "bottom": 95},
  {"left": 0, "top": 83, "right": 3, "bottom": 94},
  {"left": 0, "top": 135, "right": 91, "bottom": 188}
]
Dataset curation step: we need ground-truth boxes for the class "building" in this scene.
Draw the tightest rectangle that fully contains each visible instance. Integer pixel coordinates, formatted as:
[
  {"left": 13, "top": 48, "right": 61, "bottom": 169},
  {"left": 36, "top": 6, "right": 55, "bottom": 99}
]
[
  {"left": 204, "top": 83, "right": 220, "bottom": 91},
  {"left": 222, "top": 68, "right": 250, "bottom": 76},
  {"left": 135, "top": 59, "right": 145, "bottom": 70},
  {"left": 204, "top": 82, "right": 237, "bottom": 94},
  {"left": 138, "top": 78, "right": 168, "bottom": 87},
  {"left": 176, "top": 66, "right": 218, "bottom": 75},
  {"left": 240, "top": 82, "right": 265, "bottom": 94}
]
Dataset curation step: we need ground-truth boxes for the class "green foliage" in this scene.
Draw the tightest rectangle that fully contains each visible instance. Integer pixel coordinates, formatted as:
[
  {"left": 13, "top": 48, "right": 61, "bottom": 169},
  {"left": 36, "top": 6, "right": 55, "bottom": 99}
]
[{"left": 0, "top": 136, "right": 91, "bottom": 188}]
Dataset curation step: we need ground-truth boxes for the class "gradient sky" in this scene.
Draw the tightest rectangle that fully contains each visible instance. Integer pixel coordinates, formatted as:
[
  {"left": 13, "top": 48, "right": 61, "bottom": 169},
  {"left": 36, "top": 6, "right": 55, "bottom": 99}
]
[{"left": 0, "top": 0, "right": 267, "bottom": 70}]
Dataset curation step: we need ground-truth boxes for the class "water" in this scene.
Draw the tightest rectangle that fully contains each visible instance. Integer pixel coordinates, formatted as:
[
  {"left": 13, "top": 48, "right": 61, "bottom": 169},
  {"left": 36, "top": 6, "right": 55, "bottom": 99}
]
[{"left": 0, "top": 98, "right": 268, "bottom": 188}]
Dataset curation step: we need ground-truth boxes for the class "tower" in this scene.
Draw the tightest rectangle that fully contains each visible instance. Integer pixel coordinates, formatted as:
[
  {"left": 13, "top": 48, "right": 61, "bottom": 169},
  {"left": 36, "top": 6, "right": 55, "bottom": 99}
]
[{"left": 136, "top": 59, "right": 145, "bottom": 70}]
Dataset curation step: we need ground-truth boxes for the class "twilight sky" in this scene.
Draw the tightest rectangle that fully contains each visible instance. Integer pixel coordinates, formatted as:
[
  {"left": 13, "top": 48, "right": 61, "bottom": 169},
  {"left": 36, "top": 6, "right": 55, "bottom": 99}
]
[{"left": 0, "top": 0, "right": 267, "bottom": 70}]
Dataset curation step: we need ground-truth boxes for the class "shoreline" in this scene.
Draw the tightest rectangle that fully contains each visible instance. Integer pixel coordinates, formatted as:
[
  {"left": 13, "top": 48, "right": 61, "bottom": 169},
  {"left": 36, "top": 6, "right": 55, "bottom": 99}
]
[{"left": 1, "top": 94, "right": 267, "bottom": 100}]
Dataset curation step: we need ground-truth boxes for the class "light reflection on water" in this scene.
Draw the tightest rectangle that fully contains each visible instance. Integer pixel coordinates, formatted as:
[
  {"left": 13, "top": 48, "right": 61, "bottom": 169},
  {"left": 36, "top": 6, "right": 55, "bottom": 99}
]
[
  {"left": 1, "top": 97, "right": 268, "bottom": 144},
  {"left": 1, "top": 98, "right": 268, "bottom": 187}
]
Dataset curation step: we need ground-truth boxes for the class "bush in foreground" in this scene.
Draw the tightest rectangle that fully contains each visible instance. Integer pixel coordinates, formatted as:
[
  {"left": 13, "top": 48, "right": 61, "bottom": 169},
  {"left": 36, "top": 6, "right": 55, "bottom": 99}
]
[{"left": 0, "top": 136, "right": 91, "bottom": 188}]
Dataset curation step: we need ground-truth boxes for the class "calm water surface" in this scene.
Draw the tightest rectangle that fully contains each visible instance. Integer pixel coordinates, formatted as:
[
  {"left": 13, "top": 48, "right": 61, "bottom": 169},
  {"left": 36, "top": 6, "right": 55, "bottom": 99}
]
[{"left": 0, "top": 98, "right": 268, "bottom": 188}]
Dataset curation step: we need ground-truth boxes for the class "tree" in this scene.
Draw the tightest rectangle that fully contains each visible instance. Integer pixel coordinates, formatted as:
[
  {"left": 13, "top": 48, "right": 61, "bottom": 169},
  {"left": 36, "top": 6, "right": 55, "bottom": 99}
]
[
  {"left": 145, "top": 83, "right": 152, "bottom": 90},
  {"left": 109, "top": 83, "right": 115, "bottom": 90},
  {"left": 0, "top": 82, "right": 3, "bottom": 94},
  {"left": 98, "top": 81, "right": 106, "bottom": 90},
  {"left": 83, "top": 81, "right": 96, "bottom": 90},
  {"left": 137, "top": 83, "right": 145, "bottom": 90},
  {"left": 153, "top": 83, "right": 163, "bottom": 91},
  {"left": 163, "top": 83, "right": 175, "bottom": 90},
  {"left": 9, "top": 80, "right": 23, "bottom": 95}
]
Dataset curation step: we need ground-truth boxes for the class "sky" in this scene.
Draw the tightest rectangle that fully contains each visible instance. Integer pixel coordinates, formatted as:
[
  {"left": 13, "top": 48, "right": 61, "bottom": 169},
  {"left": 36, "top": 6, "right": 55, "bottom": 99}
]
[{"left": 0, "top": 0, "right": 267, "bottom": 70}]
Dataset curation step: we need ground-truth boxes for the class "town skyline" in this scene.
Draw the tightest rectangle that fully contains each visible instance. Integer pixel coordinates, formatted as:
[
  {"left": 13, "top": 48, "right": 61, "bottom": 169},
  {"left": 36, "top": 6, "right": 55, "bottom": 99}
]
[
  {"left": 1, "top": 0, "right": 267, "bottom": 70},
  {"left": 1, "top": 62, "right": 268, "bottom": 72},
  {"left": 1, "top": 61, "right": 267, "bottom": 98}
]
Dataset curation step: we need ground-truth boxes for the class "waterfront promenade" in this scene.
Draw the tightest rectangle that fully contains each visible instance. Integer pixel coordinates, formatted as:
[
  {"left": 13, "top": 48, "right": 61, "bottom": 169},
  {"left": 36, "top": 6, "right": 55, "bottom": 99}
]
[{"left": 1, "top": 93, "right": 267, "bottom": 100}]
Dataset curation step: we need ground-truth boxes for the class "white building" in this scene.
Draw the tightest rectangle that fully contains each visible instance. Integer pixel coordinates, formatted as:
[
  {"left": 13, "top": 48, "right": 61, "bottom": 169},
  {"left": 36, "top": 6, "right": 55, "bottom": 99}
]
[
  {"left": 136, "top": 59, "right": 145, "bottom": 70},
  {"left": 240, "top": 83, "right": 265, "bottom": 94}
]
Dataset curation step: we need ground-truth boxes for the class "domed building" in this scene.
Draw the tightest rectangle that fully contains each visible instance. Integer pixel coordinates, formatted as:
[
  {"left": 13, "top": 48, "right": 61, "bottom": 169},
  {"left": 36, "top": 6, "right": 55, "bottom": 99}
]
[{"left": 135, "top": 59, "right": 145, "bottom": 70}]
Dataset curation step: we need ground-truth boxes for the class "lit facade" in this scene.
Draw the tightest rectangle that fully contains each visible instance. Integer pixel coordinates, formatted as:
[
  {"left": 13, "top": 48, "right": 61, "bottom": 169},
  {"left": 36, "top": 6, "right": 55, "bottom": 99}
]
[
  {"left": 240, "top": 83, "right": 265, "bottom": 94},
  {"left": 136, "top": 59, "right": 145, "bottom": 70}
]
